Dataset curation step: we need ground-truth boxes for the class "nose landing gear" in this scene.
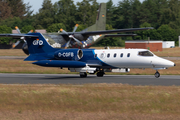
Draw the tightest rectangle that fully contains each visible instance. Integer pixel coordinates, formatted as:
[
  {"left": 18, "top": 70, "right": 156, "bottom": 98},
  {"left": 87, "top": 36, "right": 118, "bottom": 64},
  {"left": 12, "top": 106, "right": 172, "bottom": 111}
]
[{"left": 155, "top": 71, "right": 160, "bottom": 78}]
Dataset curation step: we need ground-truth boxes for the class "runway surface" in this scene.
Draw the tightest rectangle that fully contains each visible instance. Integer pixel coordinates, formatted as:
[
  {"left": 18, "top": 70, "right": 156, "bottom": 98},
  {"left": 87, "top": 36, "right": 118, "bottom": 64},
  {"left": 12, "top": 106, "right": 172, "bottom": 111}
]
[{"left": 0, "top": 73, "right": 179, "bottom": 86}]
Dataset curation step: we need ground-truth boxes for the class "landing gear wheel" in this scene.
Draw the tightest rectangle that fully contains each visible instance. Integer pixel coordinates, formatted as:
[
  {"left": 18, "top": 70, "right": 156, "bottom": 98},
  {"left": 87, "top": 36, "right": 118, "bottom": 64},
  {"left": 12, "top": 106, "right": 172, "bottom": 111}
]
[
  {"left": 80, "top": 72, "right": 87, "bottom": 78},
  {"left": 97, "top": 72, "right": 104, "bottom": 77},
  {"left": 155, "top": 71, "right": 160, "bottom": 78}
]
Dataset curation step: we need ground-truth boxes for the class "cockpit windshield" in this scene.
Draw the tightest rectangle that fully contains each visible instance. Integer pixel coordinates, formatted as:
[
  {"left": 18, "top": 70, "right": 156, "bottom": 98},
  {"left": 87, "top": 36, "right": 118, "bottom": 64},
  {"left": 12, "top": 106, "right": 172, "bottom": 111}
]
[{"left": 138, "top": 51, "right": 154, "bottom": 56}]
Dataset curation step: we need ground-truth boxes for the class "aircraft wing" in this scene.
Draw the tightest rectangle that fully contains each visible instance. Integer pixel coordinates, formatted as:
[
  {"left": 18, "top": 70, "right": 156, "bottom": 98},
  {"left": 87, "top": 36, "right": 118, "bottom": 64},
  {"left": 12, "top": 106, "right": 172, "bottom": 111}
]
[
  {"left": 0, "top": 34, "right": 38, "bottom": 38},
  {"left": 61, "top": 27, "right": 153, "bottom": 36},
  {"left": 104, "top": 34, "right": 137, "bottom": 37}
]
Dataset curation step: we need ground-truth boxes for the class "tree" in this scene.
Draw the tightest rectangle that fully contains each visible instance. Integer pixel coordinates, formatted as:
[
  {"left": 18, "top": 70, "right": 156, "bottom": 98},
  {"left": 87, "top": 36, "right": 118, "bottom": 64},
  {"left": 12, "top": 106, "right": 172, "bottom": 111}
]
[
  {"left": 148, "top": 29, "right": 162, "bottom": 40},
  {"left": 0, "top": 25, "right": 12, "bottom": 44},
  {"left": 139, "top": 0, "right": 168, "bottom": 28},
  {"left": 131, "top": 0, "right": 141, "bottom": 28},
  {"left": 134, "top": 22, "right": 161, "bottom": 40},
  {"left": 96, "top": 24, "right": 124, "bottom": 46},
  {"left": 165, "top": 0, "right": 180, "bottom": 35},
  {"left": 112, "top": 0, "right": 133, "bottom": 29},
  {"left": 47, "top": 23, "right": 66, "bottom": 32},
  {"left": 0, "top": 17, "right": 22, "bottom": 29},
  {"left": 0, "top": 1, "right": 12, "bottom": 21},
  {"left": 76, "top": 0, "right": 99, "bottom": 27},
  {"left": 54, "top": 0, "right": 77, "bottom": 31},
  {"left": 21, "top": 25, "right": 35, "bottom": 33},
  {"left": 36, "top": 0, "right": 55, "bottom": 29},
  {"left": 106, "top": 0, "right": 115, "bottom": 25},
  {"left": 24, "top": 2, "right": 34, "bottom": 17},
  {"left": 75, "top": 24, "right": 87, "bottom": 32},
  {"left": 157, "top": 24, "right": 177, "bottom": 41},
  {"left": 7, "top": 0, "right": 27, "bottom": 18}
]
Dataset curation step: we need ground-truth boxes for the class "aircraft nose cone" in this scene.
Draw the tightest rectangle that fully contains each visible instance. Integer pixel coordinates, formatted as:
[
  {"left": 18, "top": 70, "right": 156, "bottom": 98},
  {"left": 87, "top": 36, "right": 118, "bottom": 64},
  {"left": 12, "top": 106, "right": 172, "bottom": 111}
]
[{"left": 152, "top": 57, "right": 175, "bottom": 68}]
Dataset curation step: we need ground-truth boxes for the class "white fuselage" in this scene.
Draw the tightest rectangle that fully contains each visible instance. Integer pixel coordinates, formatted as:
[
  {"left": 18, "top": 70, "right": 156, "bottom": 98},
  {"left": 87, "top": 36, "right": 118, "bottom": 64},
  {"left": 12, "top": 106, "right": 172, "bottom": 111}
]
[{"left": 94, "top": 49, "right": 174, "bottom": 69}]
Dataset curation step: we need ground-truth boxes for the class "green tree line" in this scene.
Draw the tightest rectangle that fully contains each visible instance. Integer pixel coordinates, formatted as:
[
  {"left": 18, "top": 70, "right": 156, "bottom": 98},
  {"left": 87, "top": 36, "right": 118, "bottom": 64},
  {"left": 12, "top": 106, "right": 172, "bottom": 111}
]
[{"left": 0, "top": 0, "right": 180, "bottom": 46}]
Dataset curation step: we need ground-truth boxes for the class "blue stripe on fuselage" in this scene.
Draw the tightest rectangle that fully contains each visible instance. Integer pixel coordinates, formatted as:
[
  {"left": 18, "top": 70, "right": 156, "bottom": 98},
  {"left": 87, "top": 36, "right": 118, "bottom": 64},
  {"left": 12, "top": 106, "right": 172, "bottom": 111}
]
[
  {"left": 80, "top": 49, "right": 117, "bottom": 68},
  {"left": 92, "top": 50, "right": 117, "bottom": 68}
]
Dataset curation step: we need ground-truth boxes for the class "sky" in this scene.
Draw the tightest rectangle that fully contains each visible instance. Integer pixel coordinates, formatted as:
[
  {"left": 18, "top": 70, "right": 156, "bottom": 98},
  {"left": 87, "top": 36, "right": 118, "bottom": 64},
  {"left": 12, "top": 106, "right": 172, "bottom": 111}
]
[{"left": 23, "top": 0, "right": 119, "bottom": 14}]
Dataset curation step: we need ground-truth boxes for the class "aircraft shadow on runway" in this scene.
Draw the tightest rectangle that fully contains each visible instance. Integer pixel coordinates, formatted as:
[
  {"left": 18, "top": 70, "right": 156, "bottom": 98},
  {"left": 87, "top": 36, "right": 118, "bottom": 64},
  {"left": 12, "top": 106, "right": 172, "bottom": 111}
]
[{"left": 40, "top": 75, "right": 97, "bottom": 80}]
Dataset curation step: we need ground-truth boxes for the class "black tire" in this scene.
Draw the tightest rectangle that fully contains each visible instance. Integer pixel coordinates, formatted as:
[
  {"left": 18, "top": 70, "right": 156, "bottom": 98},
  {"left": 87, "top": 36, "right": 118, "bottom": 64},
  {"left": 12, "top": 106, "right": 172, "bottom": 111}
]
[
  {"left": 97, "top": 72, "right": 104, "bottom": 77},
  {"left": 155, "top": 72, "right": 160, "bottom": 78},
  {"left": 80, "top": 72, "right": 87, "bottom": 78}
]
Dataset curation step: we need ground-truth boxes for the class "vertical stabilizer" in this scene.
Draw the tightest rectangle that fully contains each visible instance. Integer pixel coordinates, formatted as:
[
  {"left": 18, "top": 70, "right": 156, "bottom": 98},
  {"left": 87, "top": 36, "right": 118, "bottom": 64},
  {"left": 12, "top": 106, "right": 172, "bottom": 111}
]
[
  {"left": 86, "top": 3, "right": 106, "bottom": 31},
  {"left": 25, "top": 33, "right": 57, "bottom": 55}
]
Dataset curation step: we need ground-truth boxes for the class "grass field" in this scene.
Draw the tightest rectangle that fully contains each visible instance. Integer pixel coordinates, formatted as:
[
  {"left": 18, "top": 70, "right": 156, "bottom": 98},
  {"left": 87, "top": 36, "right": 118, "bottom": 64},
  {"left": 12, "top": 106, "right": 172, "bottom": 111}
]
[
  {"left": 0, "top": 49, "right": 26, "bottom": 56},
  {"left": 0, "top": 84, "right": 180, "bottom": 120},
  {"left": 154, "top": 47, "right": 180, "bottom": 57}
]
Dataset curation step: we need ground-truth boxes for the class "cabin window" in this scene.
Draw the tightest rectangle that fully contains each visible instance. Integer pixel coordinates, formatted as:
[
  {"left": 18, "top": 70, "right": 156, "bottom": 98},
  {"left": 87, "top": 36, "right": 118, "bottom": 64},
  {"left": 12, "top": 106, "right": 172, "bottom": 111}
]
[
  {"left": 127, "top": 53, "right": 130, "bottom": 57},
  {"left": 120, "top": 53, "right": 123, "bottom": 57},
  {"left": 107, "top": 53, "right": 110, "bottom": 58},
  {"left": 138, "top": 51, "right": 153, "bottom": 56},
  {"left": 114, "top": 53, "right": 117, "bottom": 58},
  {"left": 94, "top": 54, "right": 97, "bottom": 58}
]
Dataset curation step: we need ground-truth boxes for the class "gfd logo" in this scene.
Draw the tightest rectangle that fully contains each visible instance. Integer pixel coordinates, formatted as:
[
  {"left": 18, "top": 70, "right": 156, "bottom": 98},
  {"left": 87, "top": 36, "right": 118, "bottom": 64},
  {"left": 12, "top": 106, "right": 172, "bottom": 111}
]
[{"left": 33, "top": 40, "right": 43, "bottom": 45}]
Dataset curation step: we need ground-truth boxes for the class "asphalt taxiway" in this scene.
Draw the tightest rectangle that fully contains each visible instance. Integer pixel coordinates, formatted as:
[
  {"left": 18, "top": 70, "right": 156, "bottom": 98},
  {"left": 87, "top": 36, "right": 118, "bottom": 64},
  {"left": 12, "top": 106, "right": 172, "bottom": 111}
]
[{"left": 0, "top": 73, "right": 179, "bottom": 86}]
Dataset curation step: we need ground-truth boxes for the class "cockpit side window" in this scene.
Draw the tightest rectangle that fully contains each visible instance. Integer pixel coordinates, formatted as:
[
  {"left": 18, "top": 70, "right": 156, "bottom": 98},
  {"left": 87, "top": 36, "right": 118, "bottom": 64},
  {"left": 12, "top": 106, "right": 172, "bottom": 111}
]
[
  {"left": 94, "top": 54, "right": 97, "bottom": 58},
  {"left": 138, "top": 51, "right": 154, "bottom": 56},
  {"left": 107, "top": 53, "right": 110, "bottom": 58}
]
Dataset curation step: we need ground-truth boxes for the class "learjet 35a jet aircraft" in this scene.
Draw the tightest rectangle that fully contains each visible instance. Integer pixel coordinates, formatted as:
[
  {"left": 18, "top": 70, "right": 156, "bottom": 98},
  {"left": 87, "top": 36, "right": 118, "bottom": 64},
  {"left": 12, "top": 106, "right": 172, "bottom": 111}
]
[{"left": 3, "top": 32, "right": 175, "bottom": 78}]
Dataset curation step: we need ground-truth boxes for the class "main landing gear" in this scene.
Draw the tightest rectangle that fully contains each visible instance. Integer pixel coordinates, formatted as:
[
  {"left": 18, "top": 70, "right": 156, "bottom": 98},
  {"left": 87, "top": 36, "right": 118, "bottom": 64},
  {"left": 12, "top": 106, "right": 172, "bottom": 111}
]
[
  {"left": 79, "top": 69, "right": 105, "bottom": 78},
  {"left": 80, "top": 72, "right": 87, "bottom": 78},
  {"left": 96, "top": 69, "right": 105, "bottom": 77},
  {"left": 154, "top": 71, "right": 160, "bottom": 78},
  {"left": 97, "top": 72, "right": 104, "bottom": 77}
]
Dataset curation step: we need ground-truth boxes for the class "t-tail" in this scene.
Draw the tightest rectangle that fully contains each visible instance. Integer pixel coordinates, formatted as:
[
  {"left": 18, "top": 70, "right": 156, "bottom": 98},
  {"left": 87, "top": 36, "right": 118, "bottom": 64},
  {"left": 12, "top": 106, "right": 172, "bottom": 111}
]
[{"left": 24, "top": 32, "right": 58, "bottom": 61}]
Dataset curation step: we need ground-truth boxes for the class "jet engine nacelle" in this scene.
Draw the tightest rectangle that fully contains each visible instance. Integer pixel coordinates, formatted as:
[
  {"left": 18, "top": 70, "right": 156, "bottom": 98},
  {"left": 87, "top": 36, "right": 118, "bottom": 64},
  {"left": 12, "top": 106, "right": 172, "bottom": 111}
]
[{"left": 54, "top": 49, "right": 83, "bottom": 61}]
